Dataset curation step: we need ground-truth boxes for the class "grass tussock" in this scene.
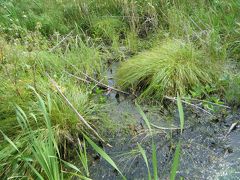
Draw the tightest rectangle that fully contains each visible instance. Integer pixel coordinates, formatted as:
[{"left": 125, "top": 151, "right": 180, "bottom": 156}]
[
  {"left": 0, "top": 90, "right": 122, "bottom": 179},
  {"left": 0, "top": 38, "right": 106, "bottom": 145},
  {"left": 116, "top": 39, "right": 220, "bottom": 100}
]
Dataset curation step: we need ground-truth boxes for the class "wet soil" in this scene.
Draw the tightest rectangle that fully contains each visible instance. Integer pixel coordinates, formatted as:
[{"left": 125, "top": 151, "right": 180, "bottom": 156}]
[{"left": 88, "top": 63, "right": 240, "bottom": 180}]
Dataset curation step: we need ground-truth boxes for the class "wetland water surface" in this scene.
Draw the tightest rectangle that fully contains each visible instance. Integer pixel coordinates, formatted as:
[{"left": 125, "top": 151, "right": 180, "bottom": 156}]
[{"left": 89, "top": 63, "right": 240, "bottom": 179}]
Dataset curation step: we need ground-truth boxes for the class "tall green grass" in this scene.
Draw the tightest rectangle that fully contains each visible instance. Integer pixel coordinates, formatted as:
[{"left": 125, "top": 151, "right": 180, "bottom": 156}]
[
  {"left": 0, "top": 88, "right": 123, "bottom": 179},
  {"left": 1, "top": 0, "right": 239, "bottom": 66},
  {"left": 0, "top": 37, "right": 107, "bottom": 145},
  {"left": 0, "top": 88, "right": 63, "bottom": 179},
  {"left": 15, "top": 102, "right": 62, "bottom": 180}
]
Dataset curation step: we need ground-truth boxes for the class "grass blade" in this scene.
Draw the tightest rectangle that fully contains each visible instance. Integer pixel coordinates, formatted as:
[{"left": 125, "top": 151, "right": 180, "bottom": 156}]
[
  {"left": 0, "top": 131, "right": 19, "bottom": 152},
  {"left": 170, "top": 142, "right": 181, "bottom": 180},
  {"left": 177, "top": 94, "right": 184, "bottom": 134},
  {"left": 62, "top": 171, "right": 92, "bottom": 180},
  {"left": 83, "top": 134, "right": 125, "bottom": 179},
  {"left": 152, "top": 141, "right": 158, "bottom": 180},
  {"left": 27, "top": 163, "right": 45, "bottom": 180},
  {"left": 135, "top": 102, "right": 152, "bottom": 135},
  {"left": 137, "top": 143, "right": 151, "bottom": 180},
  {"left": 77, "top": 139, "right": 89, "bottom": 177},
  {"left": 61, "top": 159, "right": 81, "bottom": 173}
]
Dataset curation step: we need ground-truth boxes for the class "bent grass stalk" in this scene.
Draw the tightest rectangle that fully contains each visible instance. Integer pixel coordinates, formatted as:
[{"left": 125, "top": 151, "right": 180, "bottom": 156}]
[
  {"left": 83, "top": 133, "right": 125, "bottom": 179},
  {"left": 137, "top": 143, "right": 151, "bottom": 180}
]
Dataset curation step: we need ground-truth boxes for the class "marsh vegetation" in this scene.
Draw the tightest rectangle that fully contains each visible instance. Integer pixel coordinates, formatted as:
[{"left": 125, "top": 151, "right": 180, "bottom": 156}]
[{"left": 0, "top": 0, "right": 240, "bottom": 179}]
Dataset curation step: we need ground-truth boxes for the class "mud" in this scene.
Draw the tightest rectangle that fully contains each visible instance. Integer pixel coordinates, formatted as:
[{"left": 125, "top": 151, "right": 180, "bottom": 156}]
[{"left": 88, "top": 63, "right": 240, "bottom": 180}]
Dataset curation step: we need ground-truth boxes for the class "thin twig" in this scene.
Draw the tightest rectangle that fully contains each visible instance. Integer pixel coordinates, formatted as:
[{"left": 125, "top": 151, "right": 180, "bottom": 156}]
[
  {"left": 150, "top": 123, "right": 181, "bottom": 130},
  {"left": 65, "top": 71, "right": 91, "bottom": 84},
  {"left": 49, "top": 30, "right": 73, "bottom": 52},
  {"left": 82, "top": 72, "right": 130, "bottom": 95},
  {"left": 66, "top": 71, "right": 130, "bottom": 95},
  {"left": 225, "top": 121, "right": 239, "bottom": 137},
  {"left": 164, "top": 96, "right": 213, "bottom": 116},
  {"left": 46, "top": 73, "right": 112, "bottom": 147},
  {"left": 182, "top": 97, "right": 231, "bottom": 109},
  {"left": 67, "top": 71, "right": 222, "bottom": 116}
]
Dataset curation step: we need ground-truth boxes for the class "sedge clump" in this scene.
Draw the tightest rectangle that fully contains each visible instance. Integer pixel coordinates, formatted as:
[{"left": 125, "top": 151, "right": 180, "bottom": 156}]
[{"left": 116, "top": 39, "right": 219, "bottom": 100}]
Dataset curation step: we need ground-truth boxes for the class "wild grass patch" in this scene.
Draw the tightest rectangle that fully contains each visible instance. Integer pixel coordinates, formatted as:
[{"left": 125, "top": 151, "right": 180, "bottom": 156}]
[
  {"left": 0, "top": 38, "right": 106, "bottom": 144},
  {"left": 116, "top": 39, "right": 220, "bottom": 101},
  {"left": 1, "top": 0, "right": 240, "bottom": 178},
  {"left": 0, "top": 90, "right": 122, "bottom": 179}
]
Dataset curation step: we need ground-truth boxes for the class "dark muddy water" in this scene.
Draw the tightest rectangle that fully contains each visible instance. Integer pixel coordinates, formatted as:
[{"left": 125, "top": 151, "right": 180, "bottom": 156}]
[{"left": 89, "top": 63, "right": 240, "bottom": 180}]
